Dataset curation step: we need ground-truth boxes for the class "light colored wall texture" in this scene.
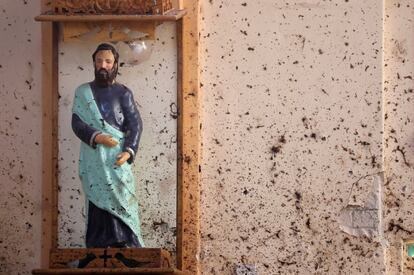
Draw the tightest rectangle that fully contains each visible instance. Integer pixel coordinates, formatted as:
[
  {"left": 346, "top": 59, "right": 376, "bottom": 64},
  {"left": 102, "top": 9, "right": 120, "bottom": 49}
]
[
  {"left": 384, "top": 1, "right": 414, "bottom": 274},
  {"left": 200, "top": 0, "right": 386, "bottom": 274},
  {"left": 0, "top": 1, "right": 42, "bottom": 274}
]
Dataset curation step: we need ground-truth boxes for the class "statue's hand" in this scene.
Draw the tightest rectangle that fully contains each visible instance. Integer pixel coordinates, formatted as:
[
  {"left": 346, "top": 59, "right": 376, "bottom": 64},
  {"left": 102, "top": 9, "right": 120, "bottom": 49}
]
[
  {"left": 115, "top": 151, "right": 131, "bottom": 166},
  {"left": 95, "top": 134, "right": 118, "bottom": 147}
]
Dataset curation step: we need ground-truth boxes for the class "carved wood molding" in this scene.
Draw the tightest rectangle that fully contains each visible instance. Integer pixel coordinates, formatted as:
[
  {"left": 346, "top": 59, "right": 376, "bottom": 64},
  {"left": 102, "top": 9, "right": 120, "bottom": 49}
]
[
  {"left": 48, "top": 248, "right": 171, "bottom": 269},
  {"left": 51, "top": 0, "right": 173, "bottom": 15}
]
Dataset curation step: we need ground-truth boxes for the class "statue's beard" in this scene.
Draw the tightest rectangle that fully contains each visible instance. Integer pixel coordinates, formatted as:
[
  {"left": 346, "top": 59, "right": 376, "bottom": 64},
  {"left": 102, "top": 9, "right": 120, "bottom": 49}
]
[{"left": 94, "top": 67, "right": 117, "bottom": 86}]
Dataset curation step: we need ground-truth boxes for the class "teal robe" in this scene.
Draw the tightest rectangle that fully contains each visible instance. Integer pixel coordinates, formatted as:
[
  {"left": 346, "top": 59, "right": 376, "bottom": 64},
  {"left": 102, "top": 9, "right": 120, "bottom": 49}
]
[{"left": 72, "top": 83, "right": 145, "bottom": 247}]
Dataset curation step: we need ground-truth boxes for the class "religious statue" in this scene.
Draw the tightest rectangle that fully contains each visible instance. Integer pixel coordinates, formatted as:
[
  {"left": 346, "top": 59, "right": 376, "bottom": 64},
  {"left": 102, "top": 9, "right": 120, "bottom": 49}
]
[{"left": 71, "top": 43, "right": 145, "bottom": 248}]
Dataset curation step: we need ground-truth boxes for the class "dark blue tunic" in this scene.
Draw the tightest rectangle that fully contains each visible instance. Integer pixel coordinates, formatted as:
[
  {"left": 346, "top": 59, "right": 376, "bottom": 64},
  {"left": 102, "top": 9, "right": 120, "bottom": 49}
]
[{"left": 71, "top": 81, "right": 143, "bottom": 248}]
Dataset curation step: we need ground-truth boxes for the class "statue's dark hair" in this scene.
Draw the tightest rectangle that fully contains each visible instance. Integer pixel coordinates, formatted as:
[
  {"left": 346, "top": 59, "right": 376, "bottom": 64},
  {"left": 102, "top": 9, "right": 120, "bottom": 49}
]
[{"left": 92, "top": 43, "right": 119, "bottom": 63}]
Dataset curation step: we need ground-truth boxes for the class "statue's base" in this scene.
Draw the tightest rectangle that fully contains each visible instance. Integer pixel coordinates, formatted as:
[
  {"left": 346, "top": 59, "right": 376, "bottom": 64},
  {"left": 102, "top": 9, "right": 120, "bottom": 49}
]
[
  {"left": 32, "top": 248, "right": 187, "bottom": 274},
  {"left": 32, "top": 267, "right": 185, "bottom": 274}
]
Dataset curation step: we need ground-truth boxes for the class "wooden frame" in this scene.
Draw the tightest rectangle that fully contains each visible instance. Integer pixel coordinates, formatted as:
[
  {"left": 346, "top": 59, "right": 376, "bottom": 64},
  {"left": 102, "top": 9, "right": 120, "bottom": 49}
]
[
  {"left": 35, "top": 9, "right": 187, "bottom": 22},
  {"left": 39, "top": 0, "right": 199, "bottom": 274}
]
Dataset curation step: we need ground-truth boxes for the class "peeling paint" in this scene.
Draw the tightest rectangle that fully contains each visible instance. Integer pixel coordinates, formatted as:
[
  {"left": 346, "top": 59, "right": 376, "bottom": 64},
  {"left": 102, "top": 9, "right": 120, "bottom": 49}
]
[{"left": 338, "top": 173, "right": 383, "bottom": 239}]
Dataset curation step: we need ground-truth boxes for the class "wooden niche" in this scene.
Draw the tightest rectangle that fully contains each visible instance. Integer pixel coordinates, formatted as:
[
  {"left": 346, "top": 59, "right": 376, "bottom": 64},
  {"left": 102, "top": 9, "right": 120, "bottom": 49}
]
[{"left": 34, "top": 0, "right": 200, "bottom": 274}]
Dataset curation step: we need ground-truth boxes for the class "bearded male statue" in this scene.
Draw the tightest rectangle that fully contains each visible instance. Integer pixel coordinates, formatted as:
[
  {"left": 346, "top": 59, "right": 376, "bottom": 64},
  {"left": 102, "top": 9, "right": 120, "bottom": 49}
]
[{"left": 71, "top": 43, "right": 144, "bottom": 248}]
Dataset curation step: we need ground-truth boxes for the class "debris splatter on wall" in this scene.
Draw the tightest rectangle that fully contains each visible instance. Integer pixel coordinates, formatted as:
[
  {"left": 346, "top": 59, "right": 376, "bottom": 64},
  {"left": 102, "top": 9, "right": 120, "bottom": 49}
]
[
  {"left": 1, "top": 1, "right": 414, "bottom": 274},
  {"left": 383, "top": 1, "right": 414, "bottom": 274},
  {"left": 200, "top": 1, "right": 386, "bottom": 274},
  {"left": 0, "top": 1, "right": 42, "bottom": 274}
]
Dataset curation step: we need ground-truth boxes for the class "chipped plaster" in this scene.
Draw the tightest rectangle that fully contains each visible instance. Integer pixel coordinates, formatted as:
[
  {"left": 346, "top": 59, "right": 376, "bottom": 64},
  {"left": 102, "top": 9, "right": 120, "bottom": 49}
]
[{"left": 337, "top": 173, "right": 383, "bottom": 239}]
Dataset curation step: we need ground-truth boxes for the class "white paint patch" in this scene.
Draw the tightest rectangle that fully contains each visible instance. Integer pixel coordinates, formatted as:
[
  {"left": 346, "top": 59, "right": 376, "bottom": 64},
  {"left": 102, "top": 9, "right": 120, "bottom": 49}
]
[{"left": 337, "top": 173, "right": 383, "bottom": 239}]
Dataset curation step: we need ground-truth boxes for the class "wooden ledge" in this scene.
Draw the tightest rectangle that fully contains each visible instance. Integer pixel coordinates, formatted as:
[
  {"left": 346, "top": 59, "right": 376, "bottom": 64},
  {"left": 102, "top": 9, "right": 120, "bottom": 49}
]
[
  {"left": 32, "top": 267, "right": 187, "bottom": 275},
  {"left": 35, "top": 9, "right": 186, "bottom": 22}
]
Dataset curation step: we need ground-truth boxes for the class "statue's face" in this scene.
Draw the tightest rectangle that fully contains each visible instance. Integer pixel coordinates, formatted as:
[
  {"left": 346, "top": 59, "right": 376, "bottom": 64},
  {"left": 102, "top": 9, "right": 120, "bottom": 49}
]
[
  {"left": 94, "top": 50, "right": 117, "bottom": 85},
  {"left": 94, "top": 50, "right": 115, "bottom": 71}
]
